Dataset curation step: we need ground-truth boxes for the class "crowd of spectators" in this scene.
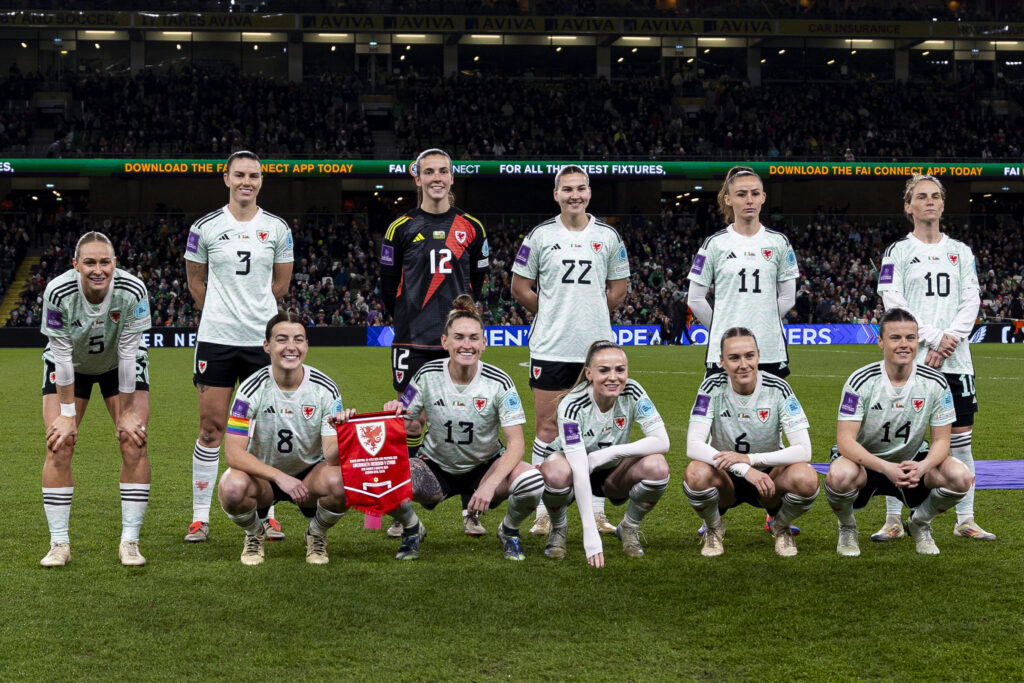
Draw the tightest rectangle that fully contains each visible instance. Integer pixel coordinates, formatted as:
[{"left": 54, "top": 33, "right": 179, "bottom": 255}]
[
  {"left": 1, "top": 0, "right": 1009, "bottom": 21},
  {"left": 52, "top": 68, "right": 374, "bottom": 157},
  {"left": 5, "top": 204, "right": 1022, "bottom": 334},
  {"left": 7, "top": 61, "right": 1024, "bottom": 161},
  {"left": 394, "top": 73, "right": 1024, "bottom": 160}
]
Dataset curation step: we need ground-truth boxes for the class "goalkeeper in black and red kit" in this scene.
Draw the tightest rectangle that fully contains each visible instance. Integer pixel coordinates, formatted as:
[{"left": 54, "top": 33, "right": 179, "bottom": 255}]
[{"left": 379, "top": 148, "right": 491, "bottom": 537}]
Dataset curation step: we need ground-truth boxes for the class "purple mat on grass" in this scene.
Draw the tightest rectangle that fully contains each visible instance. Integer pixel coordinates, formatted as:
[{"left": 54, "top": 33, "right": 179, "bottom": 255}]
[{"left": 810, "top": 460, "right": 1024, "bottom": 489}]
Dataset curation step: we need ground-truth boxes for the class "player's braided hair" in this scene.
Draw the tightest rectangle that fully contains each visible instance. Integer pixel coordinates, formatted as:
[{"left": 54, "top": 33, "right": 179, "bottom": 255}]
[
  {"left": 444, "top": 294, "right": 483, "bottom": 335},
  {"left": 720, "top": 326, "right": 758, "bottom": 353},
  {"left": 902, "top": 173, "right": 946, "bottom": 224},
  {"left": 412, "top": 148, "right": 456, "bottom": 208},
  {"left": 264, "top": 311, "right": 305, "bottom": 341},
  {"left": 74, "top": 231, "right": 114, "bottom": 260},
  {"left": 716, "top": 166, "right": 763, "bottom": 224},
  {"left": 878, "top": 307, "right": 917, "bottom": 335}
]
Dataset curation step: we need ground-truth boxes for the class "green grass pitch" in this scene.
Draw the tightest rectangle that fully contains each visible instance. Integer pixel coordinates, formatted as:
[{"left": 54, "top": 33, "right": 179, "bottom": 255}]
[{"left": 3, "top": 343, "right": 1023, "bottom": 680}]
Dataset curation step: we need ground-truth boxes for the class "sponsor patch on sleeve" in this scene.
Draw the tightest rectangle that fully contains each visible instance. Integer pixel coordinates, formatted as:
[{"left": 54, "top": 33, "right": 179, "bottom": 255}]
[
  {"left": 481, "top": 239, "right": 490, "bottom": 257},
  {"left": 380, "top": 244, "right": 395, "bottom": 266},
  {"left": 477, "top": 258, "right": 490, "bottom": 269},
  {"left": 562, "top": 421, "right": 581, "bottom": 446},
  {"left": 617, "top": 244, "right": 628, "bottom": 263},
  {"left": 504, "top": 392, "right": 522, "bottom": 412},
  {"left": 878, "top": 263, "right": 894, "bottom": 285},
  {"left": 45, "top": 307, "right": 63, "bottom": 330},
  {"left": 786, "top": 249, "right": 797, "bottom": 267},
  {"left": 515, "top": 244, "right": 531, "bottom": 267},
  {"left": 636, "top": 397, "right": 655, "bottom": 418},
  {"left": 941, "top": 390, "right": 954, "bottom": 411},
  {"left": 689, "top": 253, "right": 706, "bottom": 276},
  {"left": 186, "top": 230, "right": 200, "bottom": 254},
  {"left": 230, "top": 398, "right": 250, "bottom": 419},
  {"left": 839, "top": 391, "right": 859, "bottom": 416},
  {"left": 691, "top": 394, "right": 711, "bottom": 417},
  {"left": 331, "top": 398, "right": 344, "bottom": 415},
  {"left": 399, "top": 384, "right": 417, "bottom": 409},
  {"left": 784, "top": 396, "right": 802, "bottom": 417}
]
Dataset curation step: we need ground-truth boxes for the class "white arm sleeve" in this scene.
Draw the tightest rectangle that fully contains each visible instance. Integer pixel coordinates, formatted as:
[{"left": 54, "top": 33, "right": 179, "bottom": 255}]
[
  {"left": 686, "top": 419, "right": 751, "bottom": 477},
  {"left": 566, "top": 447, "right": 602, "bottom": 560},
  {"left": 117, "top": 332, "right": 143, "bottom": 394},
  {"left": 776, "top": 279, "right": 796, "bottom": 319},
  {"left": 946, "top": 287, "right": 980, "bottom": 338},
  {"left": 881, "top": 290, "right": 943, "bottom": 348},
  {"left": 746, "top": 428, "right": 812, "bottom": 468},
  {"left": 687, "top": 282, "right": 713, "bottom": 328},
  {"left": 50, "top": 335, "right": 75, "bottom": 387},
  {"left": 587, "top": 426, "right": 670, "bottom": 472}
]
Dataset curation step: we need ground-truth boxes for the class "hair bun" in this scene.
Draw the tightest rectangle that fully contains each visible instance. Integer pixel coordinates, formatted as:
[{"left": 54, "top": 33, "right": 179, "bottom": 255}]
[{"left": 452, "top": 294, "right": 475, "bottom": 312}]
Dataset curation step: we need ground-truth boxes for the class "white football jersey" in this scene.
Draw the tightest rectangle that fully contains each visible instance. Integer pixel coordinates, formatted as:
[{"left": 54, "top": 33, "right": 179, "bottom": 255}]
[
  {"left": 185, "top": 206, "right": 293, "bottom": 346},
  {"left": 511, "top": 214, "right": 630, "bottom": 362},
  {"left": 877, "top": 234, "right": 979, "bottom": 375},
  {"left": 689, "top": 371, "right": 809, "bottom": 468},
  {"left": 41, "top": 268, "right": 151, "bottom": 375},
  {"left": 837, "top": 361, "right": 955, "bottom": 463},
  {"left": 400, "top": 359, "right": 526, "bottom": 474},
  {"left": 687, "top": 225, "right": 799, "bottom": 365},
  {"left": 553, "top": 380, "right": 664, "bottom": 468},
  {"left": 227, "top": 365, "right": 341, "bottom": 475}
]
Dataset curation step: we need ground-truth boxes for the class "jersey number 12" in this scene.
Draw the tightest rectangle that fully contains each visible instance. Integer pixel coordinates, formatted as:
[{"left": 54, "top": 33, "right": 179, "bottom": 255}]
[{"left": 430, "top": 249, "right": 453, "bottom": 274}]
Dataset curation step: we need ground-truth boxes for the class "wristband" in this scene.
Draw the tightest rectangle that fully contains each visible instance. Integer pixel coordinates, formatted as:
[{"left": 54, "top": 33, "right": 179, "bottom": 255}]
[{"left": 60, "top": 402, "right": 76, "bottom": 418}]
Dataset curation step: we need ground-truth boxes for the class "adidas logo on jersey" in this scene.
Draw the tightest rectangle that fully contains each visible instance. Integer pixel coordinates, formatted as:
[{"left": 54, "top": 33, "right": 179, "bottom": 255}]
[
  {"left": 433, "top": 398, "right": 445, "bottom": 406},
  {"left": 726, "top": 252, "right": 737, "bottom": 260},
  {"left": 720, "top": 409, "right": 732, "bottom": 417},
  {"left": 910, "top": 257, "right": 921, "bottom": 264},
  {"left": 218, "top": 233, "right": 231, "bottom": 241},
  {"left": 413, "top": 233, "right": 425, "bottom": 242},
  {"left": 583, "top": 429, "right": 595, "bottom": 438},
  {"left": 71, "top": 320, "right": 83, "bottom": 328},
  {"left": 264, "top": 406, "right": 276, "bottom": 414},
  {"left": 549, "top": 243, "right": 562, "bottom": 251},
  {"left": 870, "top": 403, "right": 883, "bottom": 411}
]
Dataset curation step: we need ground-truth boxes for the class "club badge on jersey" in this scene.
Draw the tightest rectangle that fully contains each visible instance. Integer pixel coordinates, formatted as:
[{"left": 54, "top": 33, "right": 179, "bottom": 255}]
[{"left": 336, "top": 412, "right": 411, "bottom": 519}]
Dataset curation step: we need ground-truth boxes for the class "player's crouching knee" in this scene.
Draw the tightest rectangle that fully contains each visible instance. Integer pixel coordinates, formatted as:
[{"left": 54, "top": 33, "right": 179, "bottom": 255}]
[
  {"left": 217, "top": 471, "right": 250, "bottom": 509},
  {"left": 824, "top": 458, "right": 858, "bottom": 493},
  {"left": 539, "top": 458, "right": 572, "bottom": 489},
  {"left": 945, "top": 458, "right": 973, "bottom": 493},
  {"left": 791, "top": 463, "right": 821, "bottom": 497},
  {"left": 319, "top": 467, "right": 348, "bottom": 508},
  {"left": 642, "top": 454, "right": 670, "bottom": 481},
  {"left": 683, "top": 461, "right": 714, "bottom": 490}
]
